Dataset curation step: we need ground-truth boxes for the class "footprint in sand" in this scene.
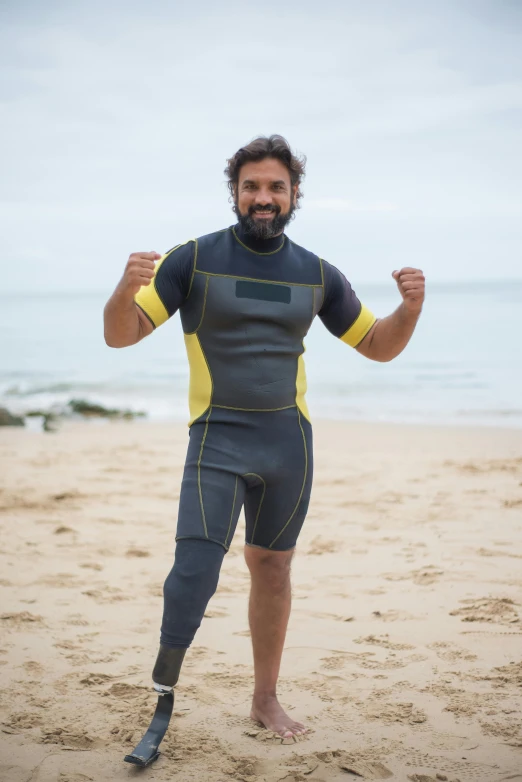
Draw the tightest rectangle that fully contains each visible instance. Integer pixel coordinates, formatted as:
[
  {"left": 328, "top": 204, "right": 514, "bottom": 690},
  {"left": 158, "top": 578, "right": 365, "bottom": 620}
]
[
  {"left": 477, "top": 547, "right": 522, "bottom": 559},
  {"left": 360, "top": 700, "right": 427, "bottom": 725},
  {"left": 82, "top": 587, "right": 128, "bottom": 603},
  {"left": 428, "top": 641, "right": 477, "bottom": 662},
  {"left": 79, "top": 673, "right": 115, "bottom": 686},
  {"left": 22, "top": 661, "right": 44, "bottom": 675},
  {"left": 478, "top": 660, "right": 522, "bottom": 688},
  {"left": 64, "top": 614, "right": 89, "bottom": 626},
  {"left": 354, "top": 634, "right": 415, "bottom": 651},
  {"left": 244, "top": 727, "right": 306, "bottom": 745},
  {"left": 36, "top": 573, "right": 82, "bottom": 588},
  {"left": 3, "top": 711, "right": 44, "bottom": 732},
  {"left": 0, "top": 612, "right": 45, "bottom": 627},
  {"left": 480, "top": 717, "right": 522, "bottom": 746},
  {"left": 125, "top": 547, "right": 150, "bottom": 558},
  {"left": 450, "top": 597, "right": 519, "bottom": 626},
  {"left": 382, "top": 565, "right": 444, "bottom": 586},
  {"left": 309, "top": 611, "right": 355, "bottom": 623},
  {"left": 503, "top": 498, "right": 522, "bottom": 508},
  {"left": 444, "top": 457, "right": 522, "bottom": 474},
  {"left": 321, "top": 648, "right": 426, "bottom": 672},
  {"left": 307, "top": 536, "right": 340, "bottom": 555}
]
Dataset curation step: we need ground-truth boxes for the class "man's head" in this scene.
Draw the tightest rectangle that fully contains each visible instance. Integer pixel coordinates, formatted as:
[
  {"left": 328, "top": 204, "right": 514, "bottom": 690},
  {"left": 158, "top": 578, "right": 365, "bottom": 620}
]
[{"left": 225, "top": 135, "right": 306, "bottom": 240}]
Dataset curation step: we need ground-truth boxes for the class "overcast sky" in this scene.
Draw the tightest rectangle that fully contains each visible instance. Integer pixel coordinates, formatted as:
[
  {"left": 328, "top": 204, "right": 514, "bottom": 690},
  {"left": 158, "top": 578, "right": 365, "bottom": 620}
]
[{"left": 2, "top": 0, "right": 522, "bottom": 292}]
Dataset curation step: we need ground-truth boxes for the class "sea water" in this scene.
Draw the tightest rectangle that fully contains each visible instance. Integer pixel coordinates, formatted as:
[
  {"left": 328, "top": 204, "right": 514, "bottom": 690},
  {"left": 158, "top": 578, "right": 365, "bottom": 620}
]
[{"left": 1, "top": 280, "right": 521, "bottom": 428}]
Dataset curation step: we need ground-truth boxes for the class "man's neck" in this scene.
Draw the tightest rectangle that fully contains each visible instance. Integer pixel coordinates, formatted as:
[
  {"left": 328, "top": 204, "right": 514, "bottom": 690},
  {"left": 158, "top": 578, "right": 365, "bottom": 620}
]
[{"left": 234, "top": 223, "right": 285, "bottom": 253}]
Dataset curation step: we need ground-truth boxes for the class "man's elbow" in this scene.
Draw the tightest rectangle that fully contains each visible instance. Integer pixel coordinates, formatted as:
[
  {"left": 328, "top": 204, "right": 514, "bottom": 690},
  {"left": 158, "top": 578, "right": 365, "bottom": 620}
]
[
  {"left": 104, "top": 331, "right": 139, "bottom": 349},
  {"left": 105, "top": 335, "right": 126, "bottom": 349},
  {"left": 357, "top": 347, "right": 399, "bottom": 363}
]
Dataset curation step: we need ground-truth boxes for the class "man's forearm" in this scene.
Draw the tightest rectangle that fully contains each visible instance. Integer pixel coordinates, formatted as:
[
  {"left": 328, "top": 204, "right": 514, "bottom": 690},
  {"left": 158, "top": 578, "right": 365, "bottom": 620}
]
[
  {"left": 104, "top": 286, "right": 142, "bottom": 348},
  {"left": 362, "top": 303, "right": 421, "bottom": 362}
]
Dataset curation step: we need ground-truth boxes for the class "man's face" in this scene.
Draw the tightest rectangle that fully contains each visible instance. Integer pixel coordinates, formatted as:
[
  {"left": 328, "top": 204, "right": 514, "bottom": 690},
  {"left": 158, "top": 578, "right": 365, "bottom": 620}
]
[{"left": 234, "top": 157, "right": 297, "bottom": 240}]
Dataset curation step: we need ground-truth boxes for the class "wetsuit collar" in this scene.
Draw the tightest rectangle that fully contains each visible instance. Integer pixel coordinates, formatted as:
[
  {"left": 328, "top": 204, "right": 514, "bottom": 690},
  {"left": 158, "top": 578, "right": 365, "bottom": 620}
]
[{"left": 233, "top": 223, "right": 285, "bottom": 255}]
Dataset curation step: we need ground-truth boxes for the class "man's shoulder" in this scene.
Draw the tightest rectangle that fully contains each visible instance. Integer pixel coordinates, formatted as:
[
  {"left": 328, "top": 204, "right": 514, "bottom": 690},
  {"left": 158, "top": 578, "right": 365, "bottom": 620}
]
[
  {"left": 286, "top": 235, "right": 321, "bottom": 264},
  {"left": 195, "top": 226, "right": 232, "bottom": 248}
]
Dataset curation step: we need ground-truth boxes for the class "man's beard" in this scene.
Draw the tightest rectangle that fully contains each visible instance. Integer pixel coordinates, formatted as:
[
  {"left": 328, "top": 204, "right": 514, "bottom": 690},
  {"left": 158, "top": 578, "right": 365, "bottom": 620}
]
[{"left": 234, "top": 202, "right": 296, "bottom": 240}]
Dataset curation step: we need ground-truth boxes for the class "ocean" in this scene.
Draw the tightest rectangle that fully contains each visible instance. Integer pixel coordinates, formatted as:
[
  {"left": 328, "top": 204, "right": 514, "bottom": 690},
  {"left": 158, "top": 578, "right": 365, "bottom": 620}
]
[{"left": 2, "top": 280, "right": 522, "bottom": 429}]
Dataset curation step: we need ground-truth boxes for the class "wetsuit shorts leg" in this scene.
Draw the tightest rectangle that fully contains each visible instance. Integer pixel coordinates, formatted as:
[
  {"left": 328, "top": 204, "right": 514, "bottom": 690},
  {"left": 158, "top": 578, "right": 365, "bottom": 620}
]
[{"left": 175, "top": 406, "right": 313, "bottom": 551}]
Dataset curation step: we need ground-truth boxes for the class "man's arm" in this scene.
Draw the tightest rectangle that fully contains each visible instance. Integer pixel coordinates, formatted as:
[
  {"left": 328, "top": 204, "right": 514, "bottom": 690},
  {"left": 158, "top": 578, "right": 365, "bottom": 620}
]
[
  {"left": 356, "top": 268, "right": 425, "bottom": 362},
  {"left": 104, "top": 241, "right": 196, "bottom": 348},
  {"left": 104, "top": 251, "right": 160, "bottom": 348}
]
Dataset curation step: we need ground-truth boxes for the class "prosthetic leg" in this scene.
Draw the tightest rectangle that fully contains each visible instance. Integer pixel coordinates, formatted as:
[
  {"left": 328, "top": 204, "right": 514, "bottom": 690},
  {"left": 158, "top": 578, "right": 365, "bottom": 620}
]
[{"left": 124, "top": 646, "right": 186, "bottom": 767}]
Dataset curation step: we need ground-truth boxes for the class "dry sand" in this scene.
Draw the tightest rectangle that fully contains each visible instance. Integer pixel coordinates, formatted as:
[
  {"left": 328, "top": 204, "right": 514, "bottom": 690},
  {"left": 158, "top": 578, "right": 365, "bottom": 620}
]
[{"left": 0, "top": 419, "right": 521, "bottom": 782}]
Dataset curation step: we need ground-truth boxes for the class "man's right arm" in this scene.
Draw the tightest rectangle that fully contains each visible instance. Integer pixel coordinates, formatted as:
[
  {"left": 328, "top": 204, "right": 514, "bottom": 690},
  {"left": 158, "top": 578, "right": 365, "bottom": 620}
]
[{"left": 104, "top": 251, "right": 161, "bottom": 348}]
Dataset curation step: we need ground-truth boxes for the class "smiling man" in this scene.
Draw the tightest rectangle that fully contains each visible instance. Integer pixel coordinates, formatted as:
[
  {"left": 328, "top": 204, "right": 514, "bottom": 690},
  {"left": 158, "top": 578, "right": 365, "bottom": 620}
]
[{"left": 103, "top": 135, "right": 425, "bottom": 765}]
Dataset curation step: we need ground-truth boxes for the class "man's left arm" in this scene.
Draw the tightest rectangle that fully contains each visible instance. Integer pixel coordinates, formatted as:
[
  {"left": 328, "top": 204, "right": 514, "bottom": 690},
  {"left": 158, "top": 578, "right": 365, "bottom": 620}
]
[{"left": 356, "top": 267, "right": 425, "bottom": 362}]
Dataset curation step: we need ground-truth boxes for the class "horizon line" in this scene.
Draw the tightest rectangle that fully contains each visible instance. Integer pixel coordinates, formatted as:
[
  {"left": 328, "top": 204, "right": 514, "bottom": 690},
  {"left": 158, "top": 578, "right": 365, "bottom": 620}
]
[{"left": 2, "top": 277, "right": 522, "bottom": 297}]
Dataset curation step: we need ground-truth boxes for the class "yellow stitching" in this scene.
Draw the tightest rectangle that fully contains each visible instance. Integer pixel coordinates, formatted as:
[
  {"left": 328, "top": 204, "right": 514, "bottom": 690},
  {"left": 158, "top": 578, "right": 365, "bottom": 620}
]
[
  {"left": 269, "top": 409, "right": 308, "bottom": 549},
  {"left": 186, "top": 238, "right": 198, "bottom": 299},
  {"left": 194, "top": 269, "right": 322, "bottom": 289},
  {"left": 197, "top": 406, "right": 212, "bottom": 538},
  {"left": 213, "top": 404, "right": 296, "bottom": 413},
  {"left": 224, "top": 475, "right": 238, "bottom": 548},
  {"left": 185, "top": 275, "right": 209, "bottom": 335},
  {"left": 319, "top": 258, "right": 325, "bottom": 308},
  {"left": 232, "top": 226, "right": 285, "bottom": 256},
  {"left": 176, "top": 534, "right": 228, "bottom": 551},
  {"left": 243, "top": 472, "right": 266, "bottom": 545}
]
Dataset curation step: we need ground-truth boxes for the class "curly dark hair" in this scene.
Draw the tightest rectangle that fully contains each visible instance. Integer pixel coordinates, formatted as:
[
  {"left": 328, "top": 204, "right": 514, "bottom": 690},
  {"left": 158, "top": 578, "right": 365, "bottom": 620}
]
[{"left": 225, "top": 135, "right": 306, "bottom": 208}]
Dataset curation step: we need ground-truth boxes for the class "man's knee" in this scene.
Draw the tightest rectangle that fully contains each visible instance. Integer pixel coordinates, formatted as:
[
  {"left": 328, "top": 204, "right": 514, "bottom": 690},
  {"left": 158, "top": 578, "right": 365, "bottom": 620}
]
[
  {"left": 161, "top": 538, "right": 225, "bottom": 647},
  {"left": 244, "top": 545, "right": 294, "bottom": 589}
]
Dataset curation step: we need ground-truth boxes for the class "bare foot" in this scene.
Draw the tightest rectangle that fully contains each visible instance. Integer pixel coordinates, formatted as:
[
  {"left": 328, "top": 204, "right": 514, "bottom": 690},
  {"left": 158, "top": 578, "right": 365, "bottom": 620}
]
[{"left": 251, "top": 693, "right": 307, "bottom": 738}]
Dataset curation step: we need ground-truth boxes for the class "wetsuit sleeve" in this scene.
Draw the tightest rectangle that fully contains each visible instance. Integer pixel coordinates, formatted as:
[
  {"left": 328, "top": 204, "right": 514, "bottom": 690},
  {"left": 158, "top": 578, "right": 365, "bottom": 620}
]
[
  {"left": 134, "top": 240, "right": 196, "bottom": 328},
  {"left": 319, "top": 259, "right": 377, "bottom": 347}
]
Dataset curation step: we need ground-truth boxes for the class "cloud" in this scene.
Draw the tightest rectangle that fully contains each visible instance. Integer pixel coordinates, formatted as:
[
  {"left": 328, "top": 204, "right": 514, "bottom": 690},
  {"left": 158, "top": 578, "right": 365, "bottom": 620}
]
[
  {"left": 307, "top": 199, "right": 400, "bottom": 214},
  {"left": 1, "top": 0, "right": 522, "bottom": 290}
]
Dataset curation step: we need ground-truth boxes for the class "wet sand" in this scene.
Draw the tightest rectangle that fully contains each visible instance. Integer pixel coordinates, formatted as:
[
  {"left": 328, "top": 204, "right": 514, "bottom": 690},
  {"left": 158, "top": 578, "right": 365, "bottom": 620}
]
[{"left": 1, "top": 420, "right": 521, "bottom": 781}]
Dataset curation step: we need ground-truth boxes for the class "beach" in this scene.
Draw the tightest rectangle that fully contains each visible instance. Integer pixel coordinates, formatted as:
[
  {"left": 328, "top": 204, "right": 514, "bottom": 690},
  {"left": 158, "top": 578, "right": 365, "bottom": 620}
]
[{"left": 1, "top": 419, "right": 521, "bottom": 781}]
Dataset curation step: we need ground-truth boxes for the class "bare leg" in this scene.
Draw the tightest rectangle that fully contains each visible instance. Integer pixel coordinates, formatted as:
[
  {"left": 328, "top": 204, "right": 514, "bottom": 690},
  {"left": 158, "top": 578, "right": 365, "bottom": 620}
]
[{"left": 244, "top": 545, "right": 307, "bottom": 738}]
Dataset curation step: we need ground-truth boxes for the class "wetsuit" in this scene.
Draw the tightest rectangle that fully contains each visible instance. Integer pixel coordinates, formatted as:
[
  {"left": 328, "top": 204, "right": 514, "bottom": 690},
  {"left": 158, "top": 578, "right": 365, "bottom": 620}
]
[{"left": 135, "top": 224, "right": 376, "bottom": 647}]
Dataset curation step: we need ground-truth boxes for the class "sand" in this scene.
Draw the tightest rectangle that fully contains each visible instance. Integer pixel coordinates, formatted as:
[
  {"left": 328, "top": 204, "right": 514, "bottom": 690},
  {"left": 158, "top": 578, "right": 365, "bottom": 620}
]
[{"left": 0, "top": 419, "right": 521, "bottom": 782}]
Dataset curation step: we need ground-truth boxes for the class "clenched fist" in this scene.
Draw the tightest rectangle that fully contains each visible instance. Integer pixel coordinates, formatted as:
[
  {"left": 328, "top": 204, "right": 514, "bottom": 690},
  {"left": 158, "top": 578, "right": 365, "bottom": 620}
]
[
  {"left": 392, "top": 267, "right": 425, "bottom": 314},
  {"left": 121, "top": 251, "right": 161, "bottom": 296}
]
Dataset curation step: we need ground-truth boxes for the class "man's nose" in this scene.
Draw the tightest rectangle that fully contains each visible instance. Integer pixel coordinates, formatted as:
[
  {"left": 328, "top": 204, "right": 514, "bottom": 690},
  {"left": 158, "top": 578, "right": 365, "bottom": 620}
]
[{"left": 255, "top": 188, "right": 273, "bottom": 205}]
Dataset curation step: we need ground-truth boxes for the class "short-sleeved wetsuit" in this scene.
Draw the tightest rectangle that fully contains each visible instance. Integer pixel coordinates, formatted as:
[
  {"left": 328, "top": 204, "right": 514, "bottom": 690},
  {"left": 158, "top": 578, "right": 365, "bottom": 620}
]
[{"left": 135, "top": 224, "right": 375, "bottom": 553}]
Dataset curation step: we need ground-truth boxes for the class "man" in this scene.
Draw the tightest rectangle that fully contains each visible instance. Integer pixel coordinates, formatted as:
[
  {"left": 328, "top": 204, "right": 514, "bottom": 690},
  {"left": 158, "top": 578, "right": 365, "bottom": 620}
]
[{"left": 104, "top": 135, "right": 425, "bottom": 765}]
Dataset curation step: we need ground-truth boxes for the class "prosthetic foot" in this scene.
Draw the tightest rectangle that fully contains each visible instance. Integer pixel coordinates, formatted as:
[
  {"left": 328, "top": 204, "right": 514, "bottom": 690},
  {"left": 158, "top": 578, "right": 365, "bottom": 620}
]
[{"left": 124, "top": 646, "right": 187, "bottom": 767}]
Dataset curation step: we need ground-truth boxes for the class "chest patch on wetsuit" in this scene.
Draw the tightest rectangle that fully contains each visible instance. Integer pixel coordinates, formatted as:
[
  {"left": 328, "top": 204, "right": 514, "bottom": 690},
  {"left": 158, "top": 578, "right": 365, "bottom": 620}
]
[{"left": 235, "top": 280, "right": 291, "bottom": 304}]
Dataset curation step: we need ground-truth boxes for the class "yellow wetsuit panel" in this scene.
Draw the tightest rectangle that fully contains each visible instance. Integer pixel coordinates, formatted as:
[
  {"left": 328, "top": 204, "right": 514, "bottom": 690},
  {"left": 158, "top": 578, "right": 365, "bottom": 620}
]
[
  {"left": 134, "top": 253, "right": 170, "bottom": 328},
  {"left": 340, "top": 304, "right": 376, "bottom": 348},
  {"left": 296, "top": 352, "right": 311, "bottom": 423},
  {"left": 184, "top": 333, "right": 213, "bottom": 425}
]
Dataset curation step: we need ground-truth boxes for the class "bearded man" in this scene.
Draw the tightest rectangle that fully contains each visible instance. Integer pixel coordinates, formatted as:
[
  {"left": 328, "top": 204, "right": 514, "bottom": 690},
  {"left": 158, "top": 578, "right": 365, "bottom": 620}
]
[{"left": 103, "top": 135, "right": 425, "bottom": 765}]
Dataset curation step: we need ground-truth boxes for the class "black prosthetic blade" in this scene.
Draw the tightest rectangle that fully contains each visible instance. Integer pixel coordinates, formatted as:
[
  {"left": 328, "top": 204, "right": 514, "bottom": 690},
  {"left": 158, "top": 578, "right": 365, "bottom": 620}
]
[{"left": 124, "top": 691, "right": 174, "bottom": 767}]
